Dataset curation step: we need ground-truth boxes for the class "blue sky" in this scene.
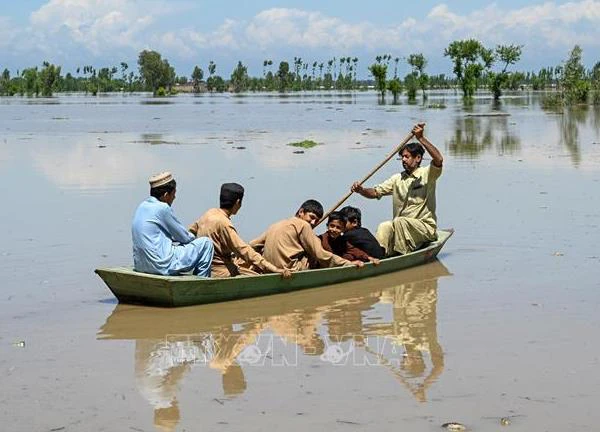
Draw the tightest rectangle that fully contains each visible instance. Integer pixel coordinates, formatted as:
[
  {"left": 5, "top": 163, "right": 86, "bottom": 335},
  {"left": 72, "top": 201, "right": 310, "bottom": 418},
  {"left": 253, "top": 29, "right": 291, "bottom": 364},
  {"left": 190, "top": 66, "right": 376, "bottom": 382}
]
[{"left": 1, "top": 0, "right": 599, "bottom": 78}]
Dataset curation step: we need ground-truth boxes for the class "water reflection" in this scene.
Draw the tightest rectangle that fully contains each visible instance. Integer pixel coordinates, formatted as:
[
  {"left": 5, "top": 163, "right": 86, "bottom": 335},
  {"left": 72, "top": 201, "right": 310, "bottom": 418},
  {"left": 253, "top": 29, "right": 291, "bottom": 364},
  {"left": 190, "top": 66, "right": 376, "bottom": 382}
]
[
  {"left": 558, "top": 107, "right": 587, "bottom": 167},
  {"left": 31, "top": 138, "right": 160, "bottom": 191},
  {"left": 447, "top": 114, "right": 520, "bottom": 158},
  {"left": 98, "top": 261, "right": 451, "bottom": 431}
]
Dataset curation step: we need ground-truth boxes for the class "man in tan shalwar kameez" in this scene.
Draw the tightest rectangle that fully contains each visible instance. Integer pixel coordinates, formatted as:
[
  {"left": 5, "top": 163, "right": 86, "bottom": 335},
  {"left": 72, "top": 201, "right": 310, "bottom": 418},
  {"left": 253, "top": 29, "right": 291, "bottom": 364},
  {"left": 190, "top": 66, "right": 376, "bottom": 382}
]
[
  {"left": 250, "top": 199, "right": 360, "bottom": 271},
  {"left": 189, "top": 183, "right": 290, "bottom": 278},
  {"left": 352, "top": 123, "right": 444, "bottom": 256}
]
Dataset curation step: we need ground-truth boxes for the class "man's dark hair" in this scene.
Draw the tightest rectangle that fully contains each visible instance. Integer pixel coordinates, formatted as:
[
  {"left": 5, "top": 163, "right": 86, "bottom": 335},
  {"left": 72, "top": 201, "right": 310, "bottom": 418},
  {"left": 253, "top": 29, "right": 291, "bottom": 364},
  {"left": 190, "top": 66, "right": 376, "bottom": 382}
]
[
  {"left": 401, "top": 142, "right": 425, "bottom": 158},
  {"left": 150, "top": 179, "right": 176, "bottom": 199},
  {"left": 220, "top": 183, "right": 245, "bottom": 209},
  {"left": 340, "top": 205, "right": 362, "bottom": 227},
  {"left": 297, "top": 199, "right": 324, "bottom": 219},
  {"left": 327, "top": 211, "right": 347, "bottom": 225}
]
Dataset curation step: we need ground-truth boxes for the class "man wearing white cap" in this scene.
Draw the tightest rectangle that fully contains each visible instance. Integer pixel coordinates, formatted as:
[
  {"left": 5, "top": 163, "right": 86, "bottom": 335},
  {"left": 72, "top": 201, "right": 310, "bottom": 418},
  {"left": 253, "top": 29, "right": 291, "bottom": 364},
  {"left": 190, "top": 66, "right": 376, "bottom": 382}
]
[{"left": 132, "top": 172, "right": 214, "bottom": 277}]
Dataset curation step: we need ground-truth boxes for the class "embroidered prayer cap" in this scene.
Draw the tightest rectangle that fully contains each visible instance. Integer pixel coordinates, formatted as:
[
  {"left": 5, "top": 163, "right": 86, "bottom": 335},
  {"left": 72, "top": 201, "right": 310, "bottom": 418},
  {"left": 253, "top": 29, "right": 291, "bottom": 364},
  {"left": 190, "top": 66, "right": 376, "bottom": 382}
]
[{"left": 149, "top": 171, "right": 174, "bottom": 188}]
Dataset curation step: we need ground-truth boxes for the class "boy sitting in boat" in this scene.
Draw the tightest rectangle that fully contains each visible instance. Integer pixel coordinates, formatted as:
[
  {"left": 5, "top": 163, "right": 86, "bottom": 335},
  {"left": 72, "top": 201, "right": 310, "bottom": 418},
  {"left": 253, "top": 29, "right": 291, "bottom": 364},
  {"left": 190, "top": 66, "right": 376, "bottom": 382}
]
[
  {"left": 250, "top": 200, "right": 362, "bottom": 272},
  {"left": 131, "top": 172, "right": 214, "bottom": 277},
  {"left": 188, "top": 183, "right": 291, "bottom": 278},
  {"left": 339, "top": 206, "right": 385, "bottom": 259},
  {"left": 318, "top": 211, "right": 379, "bottom": 265}
]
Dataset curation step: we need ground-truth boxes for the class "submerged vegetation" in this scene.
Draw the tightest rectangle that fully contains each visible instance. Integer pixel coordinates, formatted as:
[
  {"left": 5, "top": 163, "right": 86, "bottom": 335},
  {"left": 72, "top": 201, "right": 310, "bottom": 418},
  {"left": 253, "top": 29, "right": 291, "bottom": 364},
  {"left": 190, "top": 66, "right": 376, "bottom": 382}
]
[
  {"left": 287, "top": 140, "right": 319, "bottom": 149},
  {"left": 0, "top": 41, "right": 599, "bottom": 106}
]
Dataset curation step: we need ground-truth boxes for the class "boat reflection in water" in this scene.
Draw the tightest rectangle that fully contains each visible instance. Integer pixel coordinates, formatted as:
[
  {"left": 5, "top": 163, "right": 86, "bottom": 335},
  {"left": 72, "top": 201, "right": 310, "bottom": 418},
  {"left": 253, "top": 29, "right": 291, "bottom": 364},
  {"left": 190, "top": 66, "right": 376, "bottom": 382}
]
[{"left": 98, "top": 260, "right": 451, "bottom": 431}]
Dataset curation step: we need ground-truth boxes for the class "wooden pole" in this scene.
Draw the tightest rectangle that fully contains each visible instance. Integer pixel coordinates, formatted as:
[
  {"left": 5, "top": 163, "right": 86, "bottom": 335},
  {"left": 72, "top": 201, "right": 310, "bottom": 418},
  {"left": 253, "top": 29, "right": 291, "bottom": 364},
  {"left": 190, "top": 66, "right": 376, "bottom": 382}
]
[{"left": 316, "top": 130, "right": 415, "bottom": 227}]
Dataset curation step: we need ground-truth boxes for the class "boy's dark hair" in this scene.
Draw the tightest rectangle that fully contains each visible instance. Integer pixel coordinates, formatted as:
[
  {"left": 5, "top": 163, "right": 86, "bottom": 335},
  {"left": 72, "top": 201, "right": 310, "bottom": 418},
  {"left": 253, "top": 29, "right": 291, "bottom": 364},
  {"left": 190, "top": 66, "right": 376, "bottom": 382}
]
[
  {"left": 327, "top": 211, "right": 347, "bottom": 225},
  {"left": 150, "top": 179, "right": 176, "bottom": 199},
  {"left": 220, "top": 183, "right": 245, "bottom": 209},
  {"left": 297, "top": 199, "right": 324, "bottom": 219},
  {"left": 401, "top": 142, "right": 425, "bottom": 158},
  {"left": 340, "top": 205, "right": 362, "bottom": 227}
]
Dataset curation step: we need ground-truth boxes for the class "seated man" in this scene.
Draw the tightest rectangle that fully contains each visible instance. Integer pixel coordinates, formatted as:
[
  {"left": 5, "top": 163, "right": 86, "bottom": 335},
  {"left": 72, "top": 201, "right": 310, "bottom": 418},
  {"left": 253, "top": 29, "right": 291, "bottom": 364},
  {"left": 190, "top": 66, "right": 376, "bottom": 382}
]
[
  {"left": 319, "top": 211, "right": 379, "bottom": 264},
  {"left": 339, "top": 206, "right": 385, "bottom": 259},
  {"left": 250, "top": 200, "right": 360, "bottom": 271},
  {"left": 132, "top": 172, "right": 214, "bottom": 276},
  {"left": 188, "top": 183, "right": 290, "bottom": 278},
  {"left": 351, "top": 123, "right": 443, "bottom": 256}
]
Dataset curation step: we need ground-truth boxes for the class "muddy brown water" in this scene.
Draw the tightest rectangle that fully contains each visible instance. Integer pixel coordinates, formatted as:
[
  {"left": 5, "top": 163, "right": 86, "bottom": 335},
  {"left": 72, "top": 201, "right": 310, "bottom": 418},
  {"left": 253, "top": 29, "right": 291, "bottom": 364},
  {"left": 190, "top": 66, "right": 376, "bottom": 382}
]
[{"left": 1, "top": 92, "right": 599, "bottom": 431}]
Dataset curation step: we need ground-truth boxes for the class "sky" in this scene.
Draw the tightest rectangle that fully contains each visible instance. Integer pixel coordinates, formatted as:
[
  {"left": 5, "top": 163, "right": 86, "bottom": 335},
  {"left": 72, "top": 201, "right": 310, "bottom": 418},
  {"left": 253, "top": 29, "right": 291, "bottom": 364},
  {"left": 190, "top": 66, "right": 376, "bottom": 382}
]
[{"left": 1, "top": 0, "right": 599, "bottom": 78}]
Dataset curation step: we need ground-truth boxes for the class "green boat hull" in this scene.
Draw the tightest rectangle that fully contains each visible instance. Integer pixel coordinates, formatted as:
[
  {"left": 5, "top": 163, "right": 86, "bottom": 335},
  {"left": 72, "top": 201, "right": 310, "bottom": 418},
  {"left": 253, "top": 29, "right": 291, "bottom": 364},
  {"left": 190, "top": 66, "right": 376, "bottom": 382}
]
[{"left": 95, "top": 229, "right": 453, "bottom": 307}]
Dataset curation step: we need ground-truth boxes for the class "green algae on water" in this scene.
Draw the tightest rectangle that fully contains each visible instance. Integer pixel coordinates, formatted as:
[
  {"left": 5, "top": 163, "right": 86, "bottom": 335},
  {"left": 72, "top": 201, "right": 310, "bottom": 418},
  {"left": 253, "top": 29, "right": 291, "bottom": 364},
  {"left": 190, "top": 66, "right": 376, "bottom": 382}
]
[{"left": 287, "top": 139, "right": 319, "bottom": 149}]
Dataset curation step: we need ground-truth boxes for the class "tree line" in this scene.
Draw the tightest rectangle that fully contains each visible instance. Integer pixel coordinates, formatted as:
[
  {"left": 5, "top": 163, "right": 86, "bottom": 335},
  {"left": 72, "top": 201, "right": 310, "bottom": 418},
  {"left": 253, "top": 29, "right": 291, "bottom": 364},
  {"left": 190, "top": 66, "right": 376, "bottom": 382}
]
[{"left": 1, "top": 41, "right": 599, "bottom": 106}]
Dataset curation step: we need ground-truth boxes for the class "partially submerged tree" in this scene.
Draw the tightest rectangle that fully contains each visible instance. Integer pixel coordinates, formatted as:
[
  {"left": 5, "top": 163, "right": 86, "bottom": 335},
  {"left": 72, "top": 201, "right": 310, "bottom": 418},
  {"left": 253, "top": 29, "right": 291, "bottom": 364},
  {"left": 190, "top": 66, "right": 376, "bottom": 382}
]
[
  {"left": 369, "top": 59, "right": 388, "bottom": 100},
  {"left": 137, "top": 50, "right": 175, "bottom": 95},
  {"left": 444, "top": 39, "right": 494, "bottom": 98},
  {"left": 561, "top": 45, "right": 590, "bottom": 105},
  {"left": 230, "top": 61, "right": 249, "bottom": 93},
  {"left": 191, "top": 66, "right": 204, "bottom": 93},
  {"left": 407, "top": 53, "right": 429, "bottom": 98},
  {"left": 277, "top": 61, "right": 291, "bottom": 92},
  {"left": 39, "top": 61, "right": 62, "bottom": 96},
  {"left": 22, "top": 67, "right": 40, "bottom": 96},
  {"left": 388, "top": 77, "right": 402, "bottom": 103},
  {"left": 206, "top": 61, "right": 225, "bottom": 92},
  {"left": 488, "top": 44, "right": 523, "bottom": 100},
  {"left": 404, "top": 72, "right": 418, "bottom": 101},
  {"left": 591, "top": 61, "right": 600, "bottom": 105}
]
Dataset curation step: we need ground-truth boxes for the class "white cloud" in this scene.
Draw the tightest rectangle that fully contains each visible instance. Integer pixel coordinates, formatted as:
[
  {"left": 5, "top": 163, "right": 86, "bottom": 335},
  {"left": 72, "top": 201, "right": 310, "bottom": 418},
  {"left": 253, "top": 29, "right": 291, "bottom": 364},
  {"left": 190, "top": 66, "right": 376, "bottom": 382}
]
[
  {"left": 30, "top": 0, "right": 157, "bottom": 54},
  {"left": 425, "top": 1, "right": 600, "bottom": 48}
]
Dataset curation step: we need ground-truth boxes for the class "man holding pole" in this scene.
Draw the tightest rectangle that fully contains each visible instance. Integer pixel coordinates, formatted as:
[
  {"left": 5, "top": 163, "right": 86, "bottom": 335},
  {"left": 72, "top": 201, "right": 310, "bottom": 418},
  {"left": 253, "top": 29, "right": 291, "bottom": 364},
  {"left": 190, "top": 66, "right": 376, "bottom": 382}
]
[{"left": 351, "top": 123, "right": 443, "bottom": 256}]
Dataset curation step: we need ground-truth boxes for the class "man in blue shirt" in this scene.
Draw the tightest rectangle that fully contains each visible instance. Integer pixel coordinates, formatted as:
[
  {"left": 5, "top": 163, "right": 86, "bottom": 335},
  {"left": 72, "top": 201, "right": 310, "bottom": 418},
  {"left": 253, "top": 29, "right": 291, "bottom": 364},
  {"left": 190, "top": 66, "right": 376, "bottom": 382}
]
[{"left": 132, "top": 172, "right": 214, "bottom": 277}]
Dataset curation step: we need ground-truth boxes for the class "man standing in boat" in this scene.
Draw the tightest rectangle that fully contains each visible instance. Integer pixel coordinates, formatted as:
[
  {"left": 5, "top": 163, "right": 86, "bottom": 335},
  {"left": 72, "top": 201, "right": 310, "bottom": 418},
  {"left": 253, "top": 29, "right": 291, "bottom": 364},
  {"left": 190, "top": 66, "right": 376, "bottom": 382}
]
[
  {"left": 351, "top": 123, "right": 443, "bottom": 256},
  {"left": 188, "top": 182, "right": 291, "bottom": 278},
  {"left": 132, "top": 172, "right": 214, "bottom": 277}
]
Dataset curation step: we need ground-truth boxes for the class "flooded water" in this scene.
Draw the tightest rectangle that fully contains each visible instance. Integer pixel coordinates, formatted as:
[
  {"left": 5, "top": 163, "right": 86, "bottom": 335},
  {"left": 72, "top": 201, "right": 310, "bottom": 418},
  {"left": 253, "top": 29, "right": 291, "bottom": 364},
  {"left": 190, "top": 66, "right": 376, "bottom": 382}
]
[{"left": 1, "top": 91, "right": 600, "bottom": 431}]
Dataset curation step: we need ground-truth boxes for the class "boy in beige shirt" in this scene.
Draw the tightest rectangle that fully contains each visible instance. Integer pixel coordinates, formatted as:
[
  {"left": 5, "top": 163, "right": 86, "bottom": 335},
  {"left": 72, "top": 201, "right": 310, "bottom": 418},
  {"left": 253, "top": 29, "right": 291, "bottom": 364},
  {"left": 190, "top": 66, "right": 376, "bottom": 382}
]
[
  {"left": 250, "top": 200, "right": 362, "bottom": 271},
  {"left": 189, "top": 183, "right": 290, "bottom": 278}
]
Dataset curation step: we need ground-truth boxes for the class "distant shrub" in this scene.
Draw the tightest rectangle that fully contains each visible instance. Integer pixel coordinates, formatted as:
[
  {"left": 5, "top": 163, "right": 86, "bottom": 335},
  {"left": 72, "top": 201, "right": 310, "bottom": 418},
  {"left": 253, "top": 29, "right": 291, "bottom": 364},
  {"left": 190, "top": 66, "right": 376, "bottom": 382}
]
[{"left": 542, "top": 93, "right": 563, "bottom": 110}]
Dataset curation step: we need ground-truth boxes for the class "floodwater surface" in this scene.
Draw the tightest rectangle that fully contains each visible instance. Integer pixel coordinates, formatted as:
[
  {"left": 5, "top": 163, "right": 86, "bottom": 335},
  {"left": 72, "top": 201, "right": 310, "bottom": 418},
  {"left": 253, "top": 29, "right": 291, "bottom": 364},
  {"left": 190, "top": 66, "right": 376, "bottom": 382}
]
[{"left": 1, "top": 92, "right": 599, "bottom": 431}]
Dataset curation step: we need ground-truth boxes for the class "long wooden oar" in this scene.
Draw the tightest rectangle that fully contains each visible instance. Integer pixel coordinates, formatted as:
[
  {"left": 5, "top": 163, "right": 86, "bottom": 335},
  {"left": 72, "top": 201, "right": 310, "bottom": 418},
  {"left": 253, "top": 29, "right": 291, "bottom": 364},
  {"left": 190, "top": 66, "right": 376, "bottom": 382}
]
[{"left": 316, "top": 129, "right": 415, "bottom": 227}]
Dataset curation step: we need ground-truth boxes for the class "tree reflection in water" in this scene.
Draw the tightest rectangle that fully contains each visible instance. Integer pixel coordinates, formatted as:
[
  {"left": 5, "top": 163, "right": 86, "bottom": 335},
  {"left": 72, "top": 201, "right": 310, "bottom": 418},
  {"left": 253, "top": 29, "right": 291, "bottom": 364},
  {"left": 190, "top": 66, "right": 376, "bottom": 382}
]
[
  {"left": 558, "top": 107, "right": 588, "bottom": 167},
  {"left": 98, "top": 261, "right": 451, "bottom": 430},
  {"left": 447, "top": 114, "right": 520, "bottom": 158}
]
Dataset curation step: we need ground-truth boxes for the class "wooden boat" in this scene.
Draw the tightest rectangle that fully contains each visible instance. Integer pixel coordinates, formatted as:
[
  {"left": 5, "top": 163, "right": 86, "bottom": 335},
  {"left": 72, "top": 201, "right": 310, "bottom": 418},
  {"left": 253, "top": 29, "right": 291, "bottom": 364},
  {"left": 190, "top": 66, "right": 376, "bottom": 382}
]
[{"left": 95, "top": 228, "right": 453, "bottom": 307}]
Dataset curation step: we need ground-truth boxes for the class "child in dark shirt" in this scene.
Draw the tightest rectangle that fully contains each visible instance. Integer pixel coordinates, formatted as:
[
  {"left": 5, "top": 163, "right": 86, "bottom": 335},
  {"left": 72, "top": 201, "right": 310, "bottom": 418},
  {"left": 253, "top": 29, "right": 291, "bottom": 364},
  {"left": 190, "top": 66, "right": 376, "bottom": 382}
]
[
  {"left": 319, "top": 211, "right": 379, "bottom": 264},
  {"left": 340, "top": 206, "right": 385, "bottom": 259}
]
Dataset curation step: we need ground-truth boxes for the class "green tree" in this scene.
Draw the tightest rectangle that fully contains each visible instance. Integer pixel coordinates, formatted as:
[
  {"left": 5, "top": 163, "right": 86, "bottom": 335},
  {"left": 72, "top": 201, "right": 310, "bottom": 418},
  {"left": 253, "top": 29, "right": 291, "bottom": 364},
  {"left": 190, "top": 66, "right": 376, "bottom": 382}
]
[
  {"left": 230, "top": 61, "right": 249, "bottom": 93},
  {"left": 444, "top": 39, "right": 494, "bottom": 98},
  {"left": 191, "top": 66, "right": 204, "bottom": 93},
  {"left": 22, "top": 67, "right": 40, "bottom": 96},
  {"left": 561, "top": 45, "right": 590, "bottom": 105},
  {"left": 591, "top": 61, "right": 600, "bottom": 104},
  {"left": 388, "top": 77, "right": 402, "bottom": 103},
  {"left": 404, "top": 72, "right": 418, "bottom": 101},
  {"left": 277, "top": 61, "right": 291, "bottom": 92},
  {"left": 39, "top": 61, "right": 61, "bottom": 96},
  {"left": 369, "top": 63, "right": 388, "bottom": 99},
  {"left": 137, "top": 50, "right": 175, "bottom": 95},
  {"left": 0, "top": 68, "right": 10, "bottom": 95},
  {"left": 407, "top": 53, "right": 429, "bottom": 98},
  {"left": 488, "top": 44, "right": 522, "bottom": 100},
  {"left": 206, "top": 61, "right": 225, "bottom": 92}
]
